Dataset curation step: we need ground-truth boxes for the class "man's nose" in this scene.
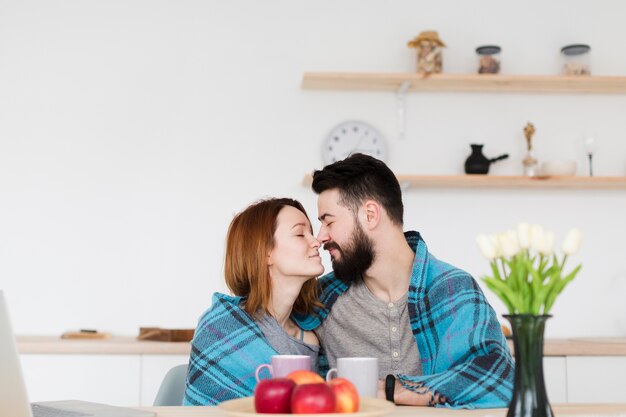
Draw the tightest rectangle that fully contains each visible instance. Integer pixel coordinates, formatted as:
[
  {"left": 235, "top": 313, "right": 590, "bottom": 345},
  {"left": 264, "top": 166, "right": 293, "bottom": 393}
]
[{"left": 317, "top": 226, "right": 329, "bottom": 243}]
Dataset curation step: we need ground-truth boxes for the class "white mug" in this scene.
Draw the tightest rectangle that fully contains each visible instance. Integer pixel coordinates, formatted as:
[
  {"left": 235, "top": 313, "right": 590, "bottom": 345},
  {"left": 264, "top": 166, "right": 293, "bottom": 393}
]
[
  {"left": 255, "top": 355, "right": 311, "bottom": 381},
  {"left": 326, "top": 357, "right": 378, "bottom": 397}
]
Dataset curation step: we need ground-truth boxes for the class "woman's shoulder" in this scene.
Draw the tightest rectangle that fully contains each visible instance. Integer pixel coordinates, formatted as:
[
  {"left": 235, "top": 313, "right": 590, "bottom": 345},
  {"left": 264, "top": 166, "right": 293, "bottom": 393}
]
[
  {"left": 200, "top": 292, "right": 245, "bottom": 314},
  {"left": 194, "top": 292, "right": 257, "bottom": 341}
]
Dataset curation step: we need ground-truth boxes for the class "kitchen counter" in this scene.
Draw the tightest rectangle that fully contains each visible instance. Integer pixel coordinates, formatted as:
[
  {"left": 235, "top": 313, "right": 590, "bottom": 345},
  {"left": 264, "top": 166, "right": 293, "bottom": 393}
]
[
  {"left": 16, "top": 335, "right": 191, "bottom": 354},
  {"left": 537, "top": 337, "right": 626, "bottom": 356},
  {"left": 16, "top": 336, "right": 626, "bottom": 355}
]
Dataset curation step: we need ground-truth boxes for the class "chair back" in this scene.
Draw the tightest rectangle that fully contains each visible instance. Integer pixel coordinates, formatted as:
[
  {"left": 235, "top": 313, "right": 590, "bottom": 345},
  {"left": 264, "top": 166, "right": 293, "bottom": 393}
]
[{"left": 153, "top": 364, "right": 188, "bottom": 406}]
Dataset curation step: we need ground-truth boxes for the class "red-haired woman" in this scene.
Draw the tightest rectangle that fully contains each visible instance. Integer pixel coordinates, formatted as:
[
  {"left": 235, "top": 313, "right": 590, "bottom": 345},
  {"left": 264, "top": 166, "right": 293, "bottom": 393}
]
[{"left": 183, "top": 198, "right": 324, "bottom": 405}]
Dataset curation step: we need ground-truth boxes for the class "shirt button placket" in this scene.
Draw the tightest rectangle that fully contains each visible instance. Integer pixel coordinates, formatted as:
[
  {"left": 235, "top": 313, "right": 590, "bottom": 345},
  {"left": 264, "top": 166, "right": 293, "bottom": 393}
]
[{"left": 389, "top": 303, "right": 401, "bottom": 372}]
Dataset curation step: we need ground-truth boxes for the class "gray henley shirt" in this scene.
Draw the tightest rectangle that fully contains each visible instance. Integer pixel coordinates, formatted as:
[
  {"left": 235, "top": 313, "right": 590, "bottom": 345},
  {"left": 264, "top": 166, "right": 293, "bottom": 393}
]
[{"left": 314, "top": 277, "right": 422, "bottom": 379}]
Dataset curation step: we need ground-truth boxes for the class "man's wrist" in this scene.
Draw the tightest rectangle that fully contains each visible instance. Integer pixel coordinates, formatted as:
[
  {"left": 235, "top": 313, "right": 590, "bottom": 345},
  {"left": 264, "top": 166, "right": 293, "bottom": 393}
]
[{"left": 384, "top": 374, "right": 395, "bottom": 403}]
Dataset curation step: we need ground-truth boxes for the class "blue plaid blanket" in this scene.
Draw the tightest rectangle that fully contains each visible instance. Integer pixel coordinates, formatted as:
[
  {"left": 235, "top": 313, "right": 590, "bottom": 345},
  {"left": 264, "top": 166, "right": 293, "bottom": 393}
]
[
  {"left": 183, "top": 293, "right": 279, "bottom": 405},
  {"left": 294, "top": 231, "right": 514, "bottom": 409}
]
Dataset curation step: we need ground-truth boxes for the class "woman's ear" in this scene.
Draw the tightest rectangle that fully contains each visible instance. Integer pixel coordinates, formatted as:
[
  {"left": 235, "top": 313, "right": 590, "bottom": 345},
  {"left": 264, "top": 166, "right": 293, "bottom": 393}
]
[
  {"left": 267, "top": 250, "right": 274, "bottom": 266},
  {"left": 361, "top": 200, "right": 381, "bottom": 230}
]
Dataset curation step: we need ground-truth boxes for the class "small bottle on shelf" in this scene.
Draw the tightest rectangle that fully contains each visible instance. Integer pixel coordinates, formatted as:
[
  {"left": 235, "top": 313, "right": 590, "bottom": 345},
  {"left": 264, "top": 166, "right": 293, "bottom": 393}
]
[
  {"left": 476, "top": 45, "right": 501, "bottom": 74},
  {"left": 560, "top": 44, "right": 591, "bottom": 76}
]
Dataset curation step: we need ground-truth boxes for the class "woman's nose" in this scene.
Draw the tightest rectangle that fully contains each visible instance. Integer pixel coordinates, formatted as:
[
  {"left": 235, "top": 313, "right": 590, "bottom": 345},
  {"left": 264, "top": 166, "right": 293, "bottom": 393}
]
[{"left": 309, "top": 235, "right": 321, "bottom": 249}]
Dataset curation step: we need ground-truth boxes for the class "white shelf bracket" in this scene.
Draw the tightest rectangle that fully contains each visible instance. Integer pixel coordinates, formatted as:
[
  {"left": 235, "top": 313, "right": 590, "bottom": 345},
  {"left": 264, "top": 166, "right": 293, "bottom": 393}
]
[
  {"left": 400, "top": 180, "right": 411, "bottom": 191},
  {"left": 396, "top": 81, "right": 411, "bottom": 140}
]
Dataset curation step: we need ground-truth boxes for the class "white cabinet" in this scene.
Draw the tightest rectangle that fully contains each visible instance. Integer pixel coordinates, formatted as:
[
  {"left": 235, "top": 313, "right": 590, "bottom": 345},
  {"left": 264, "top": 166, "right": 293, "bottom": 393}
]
[
  {"left": 140, "top": 354, "right": 189, "bottom": 406},
  {"left": 20, "top": 354, "right": 141, "bottom": 406},
  {"left": 17, "top": 337, "right": 192, "bottom": 406},
  {"left": 17, "top": 349, "right": 626, "bottom": 405},
  {"left": 566, "top": 356, "right": 626, "bottom": 403},
  {"left": 544, "top": 357, "right": 567, "bottom": 403},
  {"left": 532, "top": 356, "right": 626, "bottom": 404},
  {"left": 20, "top": 353, "right": 190, "bottom": 406}
]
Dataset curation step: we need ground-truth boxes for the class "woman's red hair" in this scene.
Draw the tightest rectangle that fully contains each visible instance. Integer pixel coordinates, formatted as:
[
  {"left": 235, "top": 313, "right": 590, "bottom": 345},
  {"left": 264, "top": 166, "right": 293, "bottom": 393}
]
[{"left": 224, "top": 198, "right": 321, "bottom": 317}]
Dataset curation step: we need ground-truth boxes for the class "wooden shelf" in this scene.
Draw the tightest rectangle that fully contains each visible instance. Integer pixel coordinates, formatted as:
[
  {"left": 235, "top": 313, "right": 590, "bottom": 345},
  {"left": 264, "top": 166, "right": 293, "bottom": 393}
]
[
  {"left": 302, "top": 174, "right": 626, "bottom": 190},
  {"left": 301, "top": 72, "right": 626, "bottom": 94}
]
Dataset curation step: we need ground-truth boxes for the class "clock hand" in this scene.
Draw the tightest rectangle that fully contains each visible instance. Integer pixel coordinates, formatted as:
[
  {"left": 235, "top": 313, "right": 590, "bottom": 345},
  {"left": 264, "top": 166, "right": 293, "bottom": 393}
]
[
  {"left": 341, "top": 150, "right": 355, "bottom": 159},
  {"left": 353, "top": 132, "right": 368, "bottom": 150}
]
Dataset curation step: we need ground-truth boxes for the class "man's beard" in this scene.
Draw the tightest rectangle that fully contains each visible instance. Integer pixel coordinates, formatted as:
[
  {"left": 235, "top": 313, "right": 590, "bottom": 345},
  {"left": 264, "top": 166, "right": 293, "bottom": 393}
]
[{"left": 324, "top": 224, "right": 375, "bottom": 281}]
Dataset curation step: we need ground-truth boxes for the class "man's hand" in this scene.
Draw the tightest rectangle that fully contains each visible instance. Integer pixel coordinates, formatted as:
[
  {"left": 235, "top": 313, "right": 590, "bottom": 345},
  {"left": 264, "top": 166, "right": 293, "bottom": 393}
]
[{"left": 376, "top": 379, "right": 432, "bottom": 406}]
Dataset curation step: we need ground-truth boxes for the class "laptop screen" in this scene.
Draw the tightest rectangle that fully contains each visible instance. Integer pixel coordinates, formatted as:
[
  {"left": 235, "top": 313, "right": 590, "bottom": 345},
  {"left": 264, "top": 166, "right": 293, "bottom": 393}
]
[
  {"left": 0, "top": 290, "right": 34, "bottom": 417},
  {"left": 0, "top": 293, "right": 156, "bottom": 417}
]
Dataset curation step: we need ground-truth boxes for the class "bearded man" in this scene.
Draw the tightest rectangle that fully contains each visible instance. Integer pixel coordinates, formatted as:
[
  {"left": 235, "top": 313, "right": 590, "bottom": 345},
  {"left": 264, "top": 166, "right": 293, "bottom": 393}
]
[{"left": 295, "top": 153, "right": 513, "bottom": 408}]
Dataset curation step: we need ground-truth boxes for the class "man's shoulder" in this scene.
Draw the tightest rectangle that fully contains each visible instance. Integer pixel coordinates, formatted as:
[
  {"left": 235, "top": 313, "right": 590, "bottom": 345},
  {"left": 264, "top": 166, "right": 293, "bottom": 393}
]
[
  {"left": 409, "top": 241, "right": 479, "bottom": 295},
  {"left": 418, "top": 254, "right": 485, "bottom": 305}
]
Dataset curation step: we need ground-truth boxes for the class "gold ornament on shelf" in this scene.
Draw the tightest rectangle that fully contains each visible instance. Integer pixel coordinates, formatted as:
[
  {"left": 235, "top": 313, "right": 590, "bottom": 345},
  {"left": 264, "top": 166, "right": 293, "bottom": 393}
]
[
  {"left": 522, "top": 122, "right": 538, "bottom": 176},
  {"left": 407, "top": 30, "right": 446, "bottom": 74}
]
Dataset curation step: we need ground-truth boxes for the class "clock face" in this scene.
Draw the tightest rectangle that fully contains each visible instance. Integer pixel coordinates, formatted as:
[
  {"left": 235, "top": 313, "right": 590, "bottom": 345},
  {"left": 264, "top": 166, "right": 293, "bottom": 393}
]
[{"left": 323, "top": 121, "right": 387, "bottom": 165}]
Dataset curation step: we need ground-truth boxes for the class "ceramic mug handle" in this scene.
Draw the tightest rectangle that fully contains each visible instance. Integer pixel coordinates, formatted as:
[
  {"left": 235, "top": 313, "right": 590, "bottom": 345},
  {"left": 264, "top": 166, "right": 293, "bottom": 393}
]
[
  {"left": 255, "top": 364, "right": 274, "bottom": 382},
  {"left": 325, "top": 368, "right": 338, "bottom": 382}
]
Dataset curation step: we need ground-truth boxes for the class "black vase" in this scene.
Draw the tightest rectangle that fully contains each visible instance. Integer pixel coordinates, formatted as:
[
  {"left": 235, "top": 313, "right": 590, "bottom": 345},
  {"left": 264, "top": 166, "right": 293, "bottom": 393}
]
[
  {"left": 465, "top": 144, "right": 490, "bottom": 174},
  {"left": 464, "top": 144, "right": 510, "bottom": 174},
  {"left": 504, "top": 315, "right": 553, "bottom": 417}
]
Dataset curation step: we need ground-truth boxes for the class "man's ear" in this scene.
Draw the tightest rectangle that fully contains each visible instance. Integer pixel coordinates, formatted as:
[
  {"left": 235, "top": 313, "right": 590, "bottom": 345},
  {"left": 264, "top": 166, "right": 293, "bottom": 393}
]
[{"left": 361, "top": 200, "right": 381, "bottom": 230}]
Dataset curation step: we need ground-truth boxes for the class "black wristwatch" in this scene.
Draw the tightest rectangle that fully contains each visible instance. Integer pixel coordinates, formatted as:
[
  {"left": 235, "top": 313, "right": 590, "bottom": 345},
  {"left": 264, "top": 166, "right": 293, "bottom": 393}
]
[{"left": 384, "top": 374, "right": 395, "bottom": 403}]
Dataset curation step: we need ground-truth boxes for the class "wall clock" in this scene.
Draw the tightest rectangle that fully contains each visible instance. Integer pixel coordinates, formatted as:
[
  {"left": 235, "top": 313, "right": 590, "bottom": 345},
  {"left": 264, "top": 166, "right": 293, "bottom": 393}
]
[{"left": 322, "top": 121, "right": 387, "bottom": 165}]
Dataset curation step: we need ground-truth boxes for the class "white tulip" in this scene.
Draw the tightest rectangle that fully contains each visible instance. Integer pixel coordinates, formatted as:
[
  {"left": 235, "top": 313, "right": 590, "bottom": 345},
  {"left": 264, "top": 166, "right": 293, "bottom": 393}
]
[
  {"left": 507, "top": 230, "right": 520, "bottom": 254},
  {"left": 562, "top": 228, "right": 583, "bottom": 255},
  {"left": 499, "top": 230, "right": 520, "bottom": 258},
  {"left": 517, "top": 222, "right": 531, "bottom": 249},
  {"left": 476, "top": 234, "right": 497, "bottom": 260},
  {"left": 489, "top": 234, "right": 503, "bottom": 259},
  {"left": 540, "top": 232, "right": 555, "bottom": 256},
  {"left": 530, "top": 224, "right": 546, "bottom": 253}
]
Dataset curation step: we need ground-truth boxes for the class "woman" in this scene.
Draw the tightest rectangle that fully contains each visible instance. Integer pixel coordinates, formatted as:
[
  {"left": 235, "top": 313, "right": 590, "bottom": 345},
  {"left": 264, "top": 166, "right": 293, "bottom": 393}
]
[{"left": 183, "top": 198, "right": 324, "bottom": 405}]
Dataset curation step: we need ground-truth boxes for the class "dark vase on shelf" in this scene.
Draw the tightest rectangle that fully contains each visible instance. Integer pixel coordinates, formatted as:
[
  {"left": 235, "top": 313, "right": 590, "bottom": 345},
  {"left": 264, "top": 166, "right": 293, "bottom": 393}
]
[
  {"left": 504, "top": 314, "right": 553, "bottom": 417},
  {"left": 464, "top": 144, "right": 509, "bottom": 174}
]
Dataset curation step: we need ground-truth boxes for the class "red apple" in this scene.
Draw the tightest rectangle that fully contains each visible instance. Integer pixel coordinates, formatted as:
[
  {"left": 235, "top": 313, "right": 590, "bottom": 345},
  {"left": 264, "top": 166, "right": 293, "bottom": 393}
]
[
  {"left": 291, "top": 383, "right": 336, "bottom": 414},
  {"left": 287, "top": 370, "right": 325, "bottom": 385},
  {"left": 328, "top": 378, "right": 359, "bottom": 413},
  {"left": 254, "top": 378, "right": 296, "bottom": 413}
]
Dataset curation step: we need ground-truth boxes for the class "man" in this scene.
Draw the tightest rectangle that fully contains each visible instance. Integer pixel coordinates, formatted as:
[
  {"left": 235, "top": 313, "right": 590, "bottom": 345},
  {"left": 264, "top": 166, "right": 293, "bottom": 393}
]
[{"left": 296, "top": 154, "right": 513, "bottom": 408}]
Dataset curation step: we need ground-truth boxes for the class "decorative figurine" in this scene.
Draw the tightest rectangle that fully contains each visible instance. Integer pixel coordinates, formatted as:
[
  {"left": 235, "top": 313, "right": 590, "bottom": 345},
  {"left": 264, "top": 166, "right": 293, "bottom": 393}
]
[
  {"left": 407, "top": 31, "right": 446, "bottom": 74},
  {"left": 523, "top": 122, "right": 539, "bottom": 176}
]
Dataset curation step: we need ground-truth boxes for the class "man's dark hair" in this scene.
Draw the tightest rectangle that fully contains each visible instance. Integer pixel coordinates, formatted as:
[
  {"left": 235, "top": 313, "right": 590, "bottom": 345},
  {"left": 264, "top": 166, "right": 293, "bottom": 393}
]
[{"left": 312, "top": 153, "right": 404, "bottom": 226}]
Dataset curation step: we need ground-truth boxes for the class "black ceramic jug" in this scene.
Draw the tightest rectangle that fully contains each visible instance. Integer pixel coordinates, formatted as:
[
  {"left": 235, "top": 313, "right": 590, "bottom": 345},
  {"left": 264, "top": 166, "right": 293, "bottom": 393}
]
[{"left": 464, "top": 144, "right": 509, "bottom": 174}]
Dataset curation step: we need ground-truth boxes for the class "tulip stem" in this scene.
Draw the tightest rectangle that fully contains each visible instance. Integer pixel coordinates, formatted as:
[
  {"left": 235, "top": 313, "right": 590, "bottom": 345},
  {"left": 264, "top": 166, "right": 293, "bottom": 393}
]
[{"left": 499, "top": 258, "right": 508, "bottom": 280}]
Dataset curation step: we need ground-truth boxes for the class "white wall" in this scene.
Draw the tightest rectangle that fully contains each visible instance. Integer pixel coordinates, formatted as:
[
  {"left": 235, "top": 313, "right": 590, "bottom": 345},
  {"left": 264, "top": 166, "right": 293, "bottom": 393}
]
[{"left": 1, "top": 0, "right": 625, "bottom": 338}]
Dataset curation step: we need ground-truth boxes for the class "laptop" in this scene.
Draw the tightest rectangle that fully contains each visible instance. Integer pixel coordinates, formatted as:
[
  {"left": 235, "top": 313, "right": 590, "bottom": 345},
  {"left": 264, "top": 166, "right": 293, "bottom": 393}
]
[{"left": 0, "top": 291, "right": 155, "bottom": 417}]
